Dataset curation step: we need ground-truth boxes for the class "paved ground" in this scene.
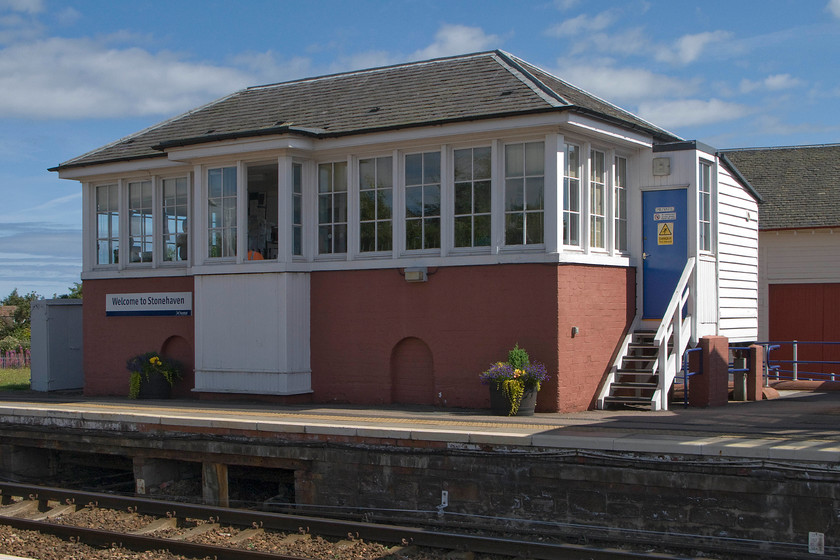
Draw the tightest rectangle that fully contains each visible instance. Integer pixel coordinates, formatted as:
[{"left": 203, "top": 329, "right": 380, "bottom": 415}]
[{"left": 0, "top": 389, "right": 838, "bottom": 461}]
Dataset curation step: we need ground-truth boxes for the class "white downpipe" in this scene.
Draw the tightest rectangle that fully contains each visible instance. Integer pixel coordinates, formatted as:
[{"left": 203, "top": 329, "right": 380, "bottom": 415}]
[{"left": 652, "top": 257, "right": 696, "bottom": 411}]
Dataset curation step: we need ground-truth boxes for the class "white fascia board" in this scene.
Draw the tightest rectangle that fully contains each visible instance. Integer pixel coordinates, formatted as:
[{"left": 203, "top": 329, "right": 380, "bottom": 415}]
[
  {"left": 165, "top": 135, "right": 316, "bottom": 162},
  {"left": 563, "top": 113, "right": 652, "bottom": 148},
  {"left": 311, "top": 113, "right": 572, "bottom": 154},
  {"left": 57, "top": 157, "right": 184, "bottom": 181}
]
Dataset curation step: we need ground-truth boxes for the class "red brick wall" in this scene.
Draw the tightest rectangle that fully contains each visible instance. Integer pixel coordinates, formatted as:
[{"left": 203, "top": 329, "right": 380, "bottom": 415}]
[
  {"left": 310, "top": 263, "right": 635, "bottom": 412},
  {"left": 82, "top": 277, "right": 195, "bottom": 397},
  {"left": 554, "top": 265, "right": 636, "bottom": 412}
]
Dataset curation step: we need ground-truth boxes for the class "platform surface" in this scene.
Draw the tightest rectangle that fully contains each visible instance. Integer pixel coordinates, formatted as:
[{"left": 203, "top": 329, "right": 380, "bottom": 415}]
[{"left": 0, "top": 390, "right": 838, "bottom": 461}]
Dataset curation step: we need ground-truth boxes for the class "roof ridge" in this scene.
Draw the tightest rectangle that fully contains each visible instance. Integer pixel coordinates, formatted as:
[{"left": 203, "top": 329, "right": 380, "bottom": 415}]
[
  {"left": 505, "top": 53, "right": 681, "bottom": 140},
  {"left": 493, "top": 50, "right": 568, "bottom": 107},
  {"left": 247, "top": 50, "right": 499, "bottom": 91}
]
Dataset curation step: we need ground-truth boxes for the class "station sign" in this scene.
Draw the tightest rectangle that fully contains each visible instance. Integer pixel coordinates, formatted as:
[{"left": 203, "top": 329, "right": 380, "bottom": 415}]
[{"left": 106, "top": 292, "right": 192, "bottom": 317}]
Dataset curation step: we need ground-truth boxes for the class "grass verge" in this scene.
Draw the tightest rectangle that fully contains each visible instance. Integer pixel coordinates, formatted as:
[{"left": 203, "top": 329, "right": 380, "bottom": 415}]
[{"left": 0, "top": 367, "right": 30, "bottom": 391}]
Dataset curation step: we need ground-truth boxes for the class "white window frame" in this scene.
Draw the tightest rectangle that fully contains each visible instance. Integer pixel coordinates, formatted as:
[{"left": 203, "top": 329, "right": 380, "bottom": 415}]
[
  {"left": 126, "top": 178, "right": 154, "bottom": 265},
  {"left": 317, "top": 160, "right": 349, "bottom": 256},
  {"left": 404, "top": 150, "right": 442, "bottom": 253},
  {"left": 563, "top": 142, "right": 582, "bottom": 248},
  {"left": 503, "top": 140, "right": 545, "bottom": 247},
  {"left": 160, "top": 175, "right": 190, "bottom": 266},
  {"left": 613, "top": 155, "right": 628, "bottom": 253},
  {"left": 94, "top": 183, "right": 120, "bottom": 267},
  {"left": 451, "top": 145, "right": 492, "bottom": 251},
  {"left": 207, "top": 165, "right": 238, "bottom": 260},
  {"left": 357, "top": 154, "right": 394, "bottom": 255},
  {"left": 699, "top": 160, "right": 714, "bottom": 253},
  {"left": 589, "top": 149, "right": 607, "bottom": 251}
]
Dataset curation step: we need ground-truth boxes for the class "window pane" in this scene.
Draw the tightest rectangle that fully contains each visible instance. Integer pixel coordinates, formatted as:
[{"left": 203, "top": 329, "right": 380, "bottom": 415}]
[
  {"left": 424, "top": 218, "right": 440, "bottom": 249},
  {"left": 360, "top": 222, "right": 375, "bottom": 252},
  {"left": 334, "top": 161, "right": 347, "bottom": 191},
  {"left": 505, "top": 178, "right": 523, "bottom": 211},
  {"left": 454, "top": 149, "right": 471, "bottom": 181},
  {"left": 405, "top": 154, "right": 422, "bottom": 186},
  {"left": 524, "top": 142, "right": 544, "bottom": 175},
  {"left": 334, "top": 192, "right": 347, "bottom": 223},
  {"left": 474, "top": 215, "right": 491, "bottom": 246},
  {"left": 360, "top": 190, "right": 376, "bottom": 221},
  {"left": 378, "top": 189, "right": 392, "bottom": 220},
  {"left": 526, "top": 212, "right": 544, "bottom": 244},
  {"left": 334, "top": 224, "right": 347, "bottom": 253},
  {"left": 223, "top": 167, "right": 237, "bottom": 196},
  {"left": 318, "top": 195, "right": 330, "bottom": 224},
  {"left": 377, "top": 220, "right": 392, "bottom": 251},
  {"left": 359, "top": 159, "right": 375, "bottom": 188},
  {"left": 423, "top": 151, "right": 440, "bottom": 183},
  {"left": 406, "top": 219, "right": 422, "bottom": 250},
  {"left": 525, "top": 177, "right": 544, "bottom": 210},
  {"left": 318, "top": 164, "right": 331, "bottom": 193},
  {"left": 377, "top": 157, "right": 393, "bottom": 187},
  {"left": 505, "top": 144, "right": 522, "bottom": 178},
  {"left": 474, "top": 147, "right": 491, "bottom": 179},
  {"left": 424, "top": 185, "right": 440, "bottom": 217},
  {"left": 455, "top": 183, "right": 471, "bottom": 215},
  {"left": 454, "top": 216, "right": 472, "bottom": 248},
  {"left": 505, "top": 213, "right": 523, "bottom": 245},
  {"left": 405, "top": 186, "right": 422, "bottom": 218},
  {"left": 318, "top": 225, "right": 331, "bottom": 254},
  {"left": 474, "top": 180, "right": 491, "bottom": 214}
]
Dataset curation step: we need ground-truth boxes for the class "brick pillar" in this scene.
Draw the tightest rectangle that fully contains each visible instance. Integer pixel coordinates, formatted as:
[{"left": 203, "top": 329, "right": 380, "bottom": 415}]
[
  {"left": 747, "top": 344, "right": 764, "bottom": 401},
  {"left": 689, "top": 336, "right": 729, "bottom": 407}
]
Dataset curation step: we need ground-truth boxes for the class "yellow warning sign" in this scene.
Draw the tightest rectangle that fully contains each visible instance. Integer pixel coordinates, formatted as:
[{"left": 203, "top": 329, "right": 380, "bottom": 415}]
[{"left": 657, "top": 222, "right": 673, "bottom": 245}]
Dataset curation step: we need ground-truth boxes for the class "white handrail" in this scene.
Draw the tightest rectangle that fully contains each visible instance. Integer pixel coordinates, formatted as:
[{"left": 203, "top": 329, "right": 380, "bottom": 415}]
[{"left": 652, "top": 257, "right": 696, "bottom": 411}]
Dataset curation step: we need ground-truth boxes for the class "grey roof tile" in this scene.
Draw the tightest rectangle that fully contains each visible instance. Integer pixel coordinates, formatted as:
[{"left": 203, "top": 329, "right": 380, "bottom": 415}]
[
  {"left": 54, "top": 51, "right": 680, "bottom": 171},
  {"left": 721, "top": 145, "right": 840, "bottom": 230}
]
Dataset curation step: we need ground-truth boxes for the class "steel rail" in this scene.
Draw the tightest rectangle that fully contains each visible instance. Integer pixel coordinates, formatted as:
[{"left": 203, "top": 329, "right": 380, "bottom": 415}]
[{"left": 0, "top": 482, "right": 817, "bottom": 560}]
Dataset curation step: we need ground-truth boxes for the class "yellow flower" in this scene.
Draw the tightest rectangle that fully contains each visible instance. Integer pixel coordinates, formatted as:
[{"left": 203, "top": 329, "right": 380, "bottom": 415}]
[{"left": 149, "top": 356, "right": 162, "bottom": 366}]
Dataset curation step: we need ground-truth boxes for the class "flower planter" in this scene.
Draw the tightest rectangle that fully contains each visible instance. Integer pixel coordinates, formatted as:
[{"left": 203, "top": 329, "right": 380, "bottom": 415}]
[
  {"left": 489, "top": 383, "right": 537, "bottom": 416},
  {"left": 137, "top": 372, "right": 172, "bottom": 399}
]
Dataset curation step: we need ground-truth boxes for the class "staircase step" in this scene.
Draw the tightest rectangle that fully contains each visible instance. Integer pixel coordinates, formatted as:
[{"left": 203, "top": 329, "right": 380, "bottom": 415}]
[
  {"left": 617, "top": 368, "right": 656, "bottom": 375},
  {"left": 603, "top": 395, "right": 653, "bottom": 405},
  {"left": 611, "top": 382, "right": 658, "bottom": 389}
]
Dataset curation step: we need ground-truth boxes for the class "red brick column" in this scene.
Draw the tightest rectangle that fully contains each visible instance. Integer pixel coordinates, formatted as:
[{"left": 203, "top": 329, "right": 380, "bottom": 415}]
[
  {"left": 689, "top": 336, "right": 729, "bottom": 407},
  {"left": 747, "top": 344, "right": 764, "bottom": 401}
]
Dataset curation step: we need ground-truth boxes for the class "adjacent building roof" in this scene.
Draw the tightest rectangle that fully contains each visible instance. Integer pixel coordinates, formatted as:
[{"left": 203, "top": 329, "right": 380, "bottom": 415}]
[
  {"left": 721, "top": 144, "right": 840, "bottom": 230},
  {"left": 53, "top": 50, "right": 680, "bottom": 171}
]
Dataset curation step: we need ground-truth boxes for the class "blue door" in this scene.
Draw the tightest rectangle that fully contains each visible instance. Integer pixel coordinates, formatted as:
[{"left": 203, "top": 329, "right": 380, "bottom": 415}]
[{"left": 642, "top": 189, "right": 688, "bottom": 318}]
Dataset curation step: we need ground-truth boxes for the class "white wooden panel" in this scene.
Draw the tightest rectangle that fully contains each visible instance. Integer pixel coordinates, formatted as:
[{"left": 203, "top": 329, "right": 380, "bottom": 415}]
[
  {"left": 761, "top": 230, "right": 840, "bottom": 283},
  {"left": 194, "top": 272, "right": 311, "bottom": 395},
  {"left": 697, "top": 257, "right": 718, "bottom": 324}
]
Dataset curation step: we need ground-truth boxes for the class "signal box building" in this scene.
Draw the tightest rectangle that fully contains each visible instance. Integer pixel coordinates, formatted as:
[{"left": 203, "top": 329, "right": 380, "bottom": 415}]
[{"left": 52, "top": 51, "right": 760, "bottom": 411}]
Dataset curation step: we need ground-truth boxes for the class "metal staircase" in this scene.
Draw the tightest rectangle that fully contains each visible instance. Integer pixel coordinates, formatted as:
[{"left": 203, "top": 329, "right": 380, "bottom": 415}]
[{"left": 597, "top": 257, "right": 696, "bottom": 411}]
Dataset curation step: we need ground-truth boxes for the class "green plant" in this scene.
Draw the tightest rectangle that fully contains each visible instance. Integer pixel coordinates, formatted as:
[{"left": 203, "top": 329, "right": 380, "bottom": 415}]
[
  {"left": 127, "top": 351, "right": 182, "bottom": 399},
  {"left": 479, "top": 345, "right": 549, "bottom": 415}
]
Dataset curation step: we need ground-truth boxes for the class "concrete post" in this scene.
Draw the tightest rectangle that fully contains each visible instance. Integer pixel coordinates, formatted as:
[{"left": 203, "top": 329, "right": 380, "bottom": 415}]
[
  {"left": 133, "top": 457, "right": 182, "bottom": 495},
  {"left": 689, "top": 336, "right": 729, "bottom": 407},
  {"left": 202, "top": 462, "right": 229, "bottom": 507},
  {"left": 747, "top": 344, "right": 764, "bottom": 401}
]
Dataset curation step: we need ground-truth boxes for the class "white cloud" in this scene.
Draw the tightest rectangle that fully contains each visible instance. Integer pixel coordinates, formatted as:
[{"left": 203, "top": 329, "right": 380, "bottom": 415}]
[
  {"left": 411, "top": 24, "right": 500, "bottom": 60},
  {"left": 0, "top": 37, "right": 256, "bottom": 118},
  {"left": 552, "top": 62, "right": 699, "bottom": 104},
  {"left": 637, "top": 98, "right": 750, "bottom": 128},
  {"left": 656, "top": 30, "right": 732, "bottom": 65},
  {"left": 0, "top": 0, "right": 43, "bottom": 14},
  {"left": 546, "top": 11, "right": 617, "bottom": 38},
  {"left": 228, "top": 50, "right": 313, "bottom": 85},
  {"left": 739, "top": 73, "right": 804, "bottom": 94},
  {"left": 828, "top": 0, "right": 840, "bottom": 18},
  {"left": 553, "top": 0, "right": 580, "bottom": 10}
]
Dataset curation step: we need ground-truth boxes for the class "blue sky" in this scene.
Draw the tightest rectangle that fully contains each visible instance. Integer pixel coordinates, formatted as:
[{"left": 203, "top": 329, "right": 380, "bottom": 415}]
[{"left": 1, "top": 0, "right": 839, "bottom": 298}]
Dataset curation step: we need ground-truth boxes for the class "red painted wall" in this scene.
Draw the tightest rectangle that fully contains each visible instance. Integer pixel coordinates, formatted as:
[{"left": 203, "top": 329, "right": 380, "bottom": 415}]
[
  {"left": 310, "top": 263, "right": 635, "bottom": 412},
  {"left": 82, "top": 277, "right": 195, "bottom": 397}
]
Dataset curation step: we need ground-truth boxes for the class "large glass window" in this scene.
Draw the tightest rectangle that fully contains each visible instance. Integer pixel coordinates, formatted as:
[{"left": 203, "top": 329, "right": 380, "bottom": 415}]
[
  {"left": 504, "top": 141, "right": 544, "bottom": 245},
  {"left": 614, "top": 156, "right": 627, "bottom": 252},
  {"left": 405, "top": 151, "right": 441, "bottom": 250},
  {"left": 699, "top": 162, "right": 712, "bottom": 252},
  {"left": 359, "top": 156, "right": 393, "bottom": 253},
  {"left": 162, "top": 177, "right": 188, "bottom": 262},
  {"left": 318, "top": 161, "right": 348, "bottom": 254},
  {"left": 128, "top": 180, "right": 153, "bottom": 263},
  {"left": 96, "top": 184, "right": 119, "bottom": 265},
  {"left": 245, "top": 163, "right": 278, "bottom": 261},
  {"left": 292, "top": 163, "right": 302, "bottom": 256},
  {"left": 208, "top": 166, "right": 237, "bottom": 258},
  {"left": 453, "top": 146, "right": 491, "bottom": 248},
  {"left": 590, "top": 150, "right": 606, "bottom": 249},
  {"left": 563, "top": 143, "right": 581, "bottom": 246}
]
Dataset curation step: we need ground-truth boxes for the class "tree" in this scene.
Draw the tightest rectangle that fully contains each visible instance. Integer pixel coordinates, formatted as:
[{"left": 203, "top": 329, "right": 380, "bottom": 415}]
[
  {"left": 55, "top": 282, "right": 83, "bottom": 299},
  {"left": 1, "top": 289, "right": 41, "bottom": 331}
]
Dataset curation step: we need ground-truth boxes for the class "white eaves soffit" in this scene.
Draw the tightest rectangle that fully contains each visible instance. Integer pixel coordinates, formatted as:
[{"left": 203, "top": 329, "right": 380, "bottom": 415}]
[{"left": 162, "top": 112, "right": 653, "bottom": 164}]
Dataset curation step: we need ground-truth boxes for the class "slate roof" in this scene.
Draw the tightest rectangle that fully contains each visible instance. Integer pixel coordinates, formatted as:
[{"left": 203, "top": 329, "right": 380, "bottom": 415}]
[
  {"left": 53, "top": 50, "right": 680, "bottom": 171},
  {"left": 721, "top": 145, "right": 840, "bottom": 230}
]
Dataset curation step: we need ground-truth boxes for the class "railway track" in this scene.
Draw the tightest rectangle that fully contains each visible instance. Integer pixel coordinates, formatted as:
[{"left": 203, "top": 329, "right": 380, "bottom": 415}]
[{"left": 0, "top": 482, "right": 816, "bottom": 560}]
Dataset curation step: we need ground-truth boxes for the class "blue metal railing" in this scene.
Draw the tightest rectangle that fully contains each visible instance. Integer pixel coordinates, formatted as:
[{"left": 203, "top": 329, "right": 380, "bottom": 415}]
[
  {"left": 758, "top": 341, "right": 840, "bottom": 384},
  {"left": 679, "top": 347, "right": 702, "bottom": 408}
]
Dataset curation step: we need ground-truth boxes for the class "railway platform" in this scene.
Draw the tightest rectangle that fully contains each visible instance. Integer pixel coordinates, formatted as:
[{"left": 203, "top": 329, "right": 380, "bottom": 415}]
[{"left": 0, "top": 388, "right": 837, "bottom": 461}]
